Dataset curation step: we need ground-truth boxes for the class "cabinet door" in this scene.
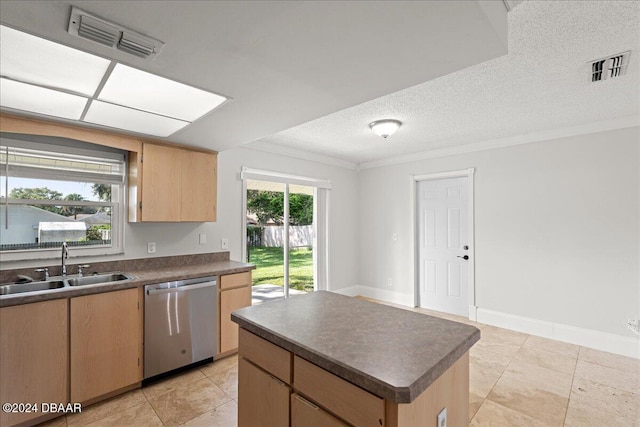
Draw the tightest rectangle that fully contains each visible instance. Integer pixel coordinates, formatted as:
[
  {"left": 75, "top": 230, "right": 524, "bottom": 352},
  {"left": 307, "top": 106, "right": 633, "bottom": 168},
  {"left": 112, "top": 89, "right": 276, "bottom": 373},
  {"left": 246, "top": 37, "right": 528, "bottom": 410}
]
[
  {"left": 0, "top": 300, "right": 68, "bottom": 427},
  {"left": 220, "top": 286, "right": 252, "bottom": 353},
  {"left": 294, "top": 355, "right": 385, "bottom": 427},
  {"left": 291, "top": 393, "right": 349, "bottom": 427},
  {"left": 141, "top": 143, "right": 182, "bottom": 221},
  {"left": 71, "top": 288, "right": 142, "bottom": 403},
  {"left": 238, "top": 357, "right": 290, "bottom": 427},
  {"left": 181, "top": 150, "right": 217, "bottom": 222},
  {"left": 219, "top": 271, "right": 251, "bottom": 290}
]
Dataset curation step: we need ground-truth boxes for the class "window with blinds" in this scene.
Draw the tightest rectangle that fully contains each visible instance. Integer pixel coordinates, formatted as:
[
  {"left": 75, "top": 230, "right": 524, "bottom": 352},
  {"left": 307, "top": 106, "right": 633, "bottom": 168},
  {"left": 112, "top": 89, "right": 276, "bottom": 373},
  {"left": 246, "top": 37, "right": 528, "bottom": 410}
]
[{"left": 1, "top": 135, "right": 126, "bottom": 258}]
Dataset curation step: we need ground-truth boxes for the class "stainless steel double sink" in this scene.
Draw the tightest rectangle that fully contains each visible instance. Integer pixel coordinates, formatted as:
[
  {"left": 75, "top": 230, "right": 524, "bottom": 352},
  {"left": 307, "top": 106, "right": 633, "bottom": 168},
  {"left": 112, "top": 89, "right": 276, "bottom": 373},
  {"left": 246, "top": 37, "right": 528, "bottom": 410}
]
[{"left": 0, "top": 272, "right": 134, "bottom": 296}]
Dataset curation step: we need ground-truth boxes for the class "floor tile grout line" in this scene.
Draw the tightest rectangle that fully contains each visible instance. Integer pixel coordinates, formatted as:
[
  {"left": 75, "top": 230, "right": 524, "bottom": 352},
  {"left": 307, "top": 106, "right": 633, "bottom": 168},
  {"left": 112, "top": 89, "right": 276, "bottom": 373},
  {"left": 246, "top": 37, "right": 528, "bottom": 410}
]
[
  {"left": 482, "top": 332, "right": 573, "bottom": 426},
  {"left": 140, "top": 386, "right": 165, "bottom": 426},
  {"left": 562, "top": 347, "right": 580, "bottom": 427}
]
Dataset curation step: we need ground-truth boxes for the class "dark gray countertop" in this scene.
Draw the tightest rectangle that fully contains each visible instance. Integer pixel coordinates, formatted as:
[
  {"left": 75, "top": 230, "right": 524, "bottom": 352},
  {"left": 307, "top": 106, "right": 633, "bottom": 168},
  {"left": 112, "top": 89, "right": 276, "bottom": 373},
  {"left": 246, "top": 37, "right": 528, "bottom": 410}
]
[
  {"left": 0, "top": 258, "right": 254, "bottom": 308},
  {"left": 231, "top": 291, "right": 480, "bottom": 403}
]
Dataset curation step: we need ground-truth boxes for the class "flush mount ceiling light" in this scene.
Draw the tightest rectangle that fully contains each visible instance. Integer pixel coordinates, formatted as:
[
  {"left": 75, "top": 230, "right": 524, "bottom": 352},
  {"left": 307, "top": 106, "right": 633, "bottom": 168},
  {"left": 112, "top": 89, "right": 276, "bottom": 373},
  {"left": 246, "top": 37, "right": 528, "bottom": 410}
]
[
  {"left": 98, "top": 64, "right": 227, "bottom": 122},
  {"left": 0, "top": 25, "right": 110, "bottom": 96},
  {"left": 84, "top": 101, "right": 190, "bottom": 137},
  {"left": 0, "top": 78, "right": 88, "bottom": 120},
  {"left": 0, "top": 24, "right": 228, "bottom": 138},
  {"left": 369, "top": 119, "right": 402, "bottom": 139}
]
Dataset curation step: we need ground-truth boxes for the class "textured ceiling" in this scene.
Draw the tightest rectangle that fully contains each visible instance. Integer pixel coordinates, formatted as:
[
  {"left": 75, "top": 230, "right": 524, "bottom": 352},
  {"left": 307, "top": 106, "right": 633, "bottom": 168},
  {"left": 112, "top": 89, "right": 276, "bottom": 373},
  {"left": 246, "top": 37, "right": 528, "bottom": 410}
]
[
  {"left": 247, "top": 0, "right": 640, "bottom": 168},
  {"left": 0, "top": 0, "right": 507, "bottom": 152}
]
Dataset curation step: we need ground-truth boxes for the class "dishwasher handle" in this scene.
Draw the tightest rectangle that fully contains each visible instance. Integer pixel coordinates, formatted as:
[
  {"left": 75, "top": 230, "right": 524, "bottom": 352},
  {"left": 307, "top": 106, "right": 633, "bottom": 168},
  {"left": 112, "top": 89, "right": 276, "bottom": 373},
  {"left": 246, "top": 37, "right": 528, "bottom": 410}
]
[{"left": 146, "top": 281, "right": 216, "bottom": 296}]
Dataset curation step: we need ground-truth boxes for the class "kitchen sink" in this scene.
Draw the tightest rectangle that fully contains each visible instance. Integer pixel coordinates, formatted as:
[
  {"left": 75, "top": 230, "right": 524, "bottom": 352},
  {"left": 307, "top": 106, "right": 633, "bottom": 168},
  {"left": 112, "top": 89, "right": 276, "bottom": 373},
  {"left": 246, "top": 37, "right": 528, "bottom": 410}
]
[
  {"left": 66, "top": 272, "right": 134, "bottom": 287},
  {"left": 0, "top": 280, "right": 66, "bottom": 295}
]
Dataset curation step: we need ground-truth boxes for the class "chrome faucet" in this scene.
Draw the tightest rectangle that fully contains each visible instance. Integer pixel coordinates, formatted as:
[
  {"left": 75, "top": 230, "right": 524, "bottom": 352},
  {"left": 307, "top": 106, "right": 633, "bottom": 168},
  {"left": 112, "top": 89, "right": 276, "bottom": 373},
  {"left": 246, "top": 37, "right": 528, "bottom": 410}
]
[{"left": 61, "top": 242, "right": 69, "bottom": 276}]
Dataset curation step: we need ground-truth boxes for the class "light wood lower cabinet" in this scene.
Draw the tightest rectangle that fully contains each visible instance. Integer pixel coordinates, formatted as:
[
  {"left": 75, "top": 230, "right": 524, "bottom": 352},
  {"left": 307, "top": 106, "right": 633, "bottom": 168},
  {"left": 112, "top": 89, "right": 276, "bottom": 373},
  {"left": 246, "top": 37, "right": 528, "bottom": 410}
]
[
  {"left": 291, "top": 393, "right": 349, "bottom": 427},
  {"left": 294, "top": 355, "right": 385, "bottom": 427},
  {"left": 238, "top": 357, "right": 290, "bottom": 427},
  {"left": 219, "top": 272, "right": 252, "bottom": 354},
  {"left": 70, "top": 288, "right": 142, "bottom": 403},
  {"left": 238, "top": 328, "right": 470, "bottom": 427},
  {"left": 0, "top": 300, "right": 68, "bottom": 427}
]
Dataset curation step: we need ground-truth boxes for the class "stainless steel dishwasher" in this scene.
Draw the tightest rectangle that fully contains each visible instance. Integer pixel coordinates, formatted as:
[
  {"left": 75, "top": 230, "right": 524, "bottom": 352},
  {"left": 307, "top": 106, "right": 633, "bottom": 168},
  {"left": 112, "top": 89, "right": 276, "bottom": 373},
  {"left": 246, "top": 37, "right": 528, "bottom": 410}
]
[{"left": 144, "top": 276, "right": 217, "bottom": 379}]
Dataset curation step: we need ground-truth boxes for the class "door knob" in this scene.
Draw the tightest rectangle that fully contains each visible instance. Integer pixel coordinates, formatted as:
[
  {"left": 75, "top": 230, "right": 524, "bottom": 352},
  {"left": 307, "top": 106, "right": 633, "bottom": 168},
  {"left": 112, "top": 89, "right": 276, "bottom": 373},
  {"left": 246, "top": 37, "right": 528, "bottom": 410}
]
[{"left": 457, "top": 255, "right": 469, "bottom": 260}]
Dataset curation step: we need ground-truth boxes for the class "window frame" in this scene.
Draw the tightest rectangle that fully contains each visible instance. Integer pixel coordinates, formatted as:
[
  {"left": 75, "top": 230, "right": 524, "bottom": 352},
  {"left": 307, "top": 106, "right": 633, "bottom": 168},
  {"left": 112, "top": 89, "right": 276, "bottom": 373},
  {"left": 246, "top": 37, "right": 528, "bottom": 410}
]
[{"left": 1, "top": 134, "right": 126, "bottom": 261}]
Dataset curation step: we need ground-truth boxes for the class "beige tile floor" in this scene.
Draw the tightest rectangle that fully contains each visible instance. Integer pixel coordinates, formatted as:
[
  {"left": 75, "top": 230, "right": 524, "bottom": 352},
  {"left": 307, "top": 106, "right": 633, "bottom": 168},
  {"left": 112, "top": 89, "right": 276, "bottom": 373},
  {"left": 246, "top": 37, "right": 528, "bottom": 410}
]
[{"left": 38, "top": 299, "right": 639, "bottom": 427}]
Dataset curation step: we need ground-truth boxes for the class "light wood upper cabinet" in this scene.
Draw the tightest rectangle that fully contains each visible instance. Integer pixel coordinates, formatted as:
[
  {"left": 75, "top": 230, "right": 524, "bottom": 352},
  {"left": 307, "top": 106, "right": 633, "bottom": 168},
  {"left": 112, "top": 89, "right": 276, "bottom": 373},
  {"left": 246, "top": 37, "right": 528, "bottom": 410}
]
[
  {"left": 70, "top": 288, "right": 142, "bottom": 403},
  {"left": 140, "top": 143, "right": 182, "bottom": 221},
  {"left": 140, "top": 142, "right": 217, "bottom": 222},
  {"left": 181, "top": 149, "right": 217, "bottom": 222},
  {"left": 0, "top": 300, "right": 69, "bottom": 427}
]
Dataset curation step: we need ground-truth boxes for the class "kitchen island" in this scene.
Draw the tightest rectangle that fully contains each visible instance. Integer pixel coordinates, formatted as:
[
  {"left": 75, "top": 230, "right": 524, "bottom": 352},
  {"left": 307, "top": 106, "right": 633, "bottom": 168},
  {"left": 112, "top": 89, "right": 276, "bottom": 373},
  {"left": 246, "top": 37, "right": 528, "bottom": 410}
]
[{"left": 231, "top": 291, "right": 480, "bottom": 427}]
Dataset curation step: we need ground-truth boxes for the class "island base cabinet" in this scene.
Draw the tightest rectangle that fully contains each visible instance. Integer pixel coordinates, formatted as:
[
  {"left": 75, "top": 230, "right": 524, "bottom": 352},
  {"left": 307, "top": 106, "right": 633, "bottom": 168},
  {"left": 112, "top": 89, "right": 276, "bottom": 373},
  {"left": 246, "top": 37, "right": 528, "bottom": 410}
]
[
  {"left": 70, "top": 288, "right": 142, "bottom": 403},
  {"left": 291, "top": 394, "right": 349, "bottom": 427},
  {"left": 238, "top": 357, "right": 290, "bottom": 427},
  {"left": 237, "top": 328, "right": 471, "bottom": 427},
  {"left": 0, "top": 300, "right": 68, "bottom": 427},
  {"left": 294, "top": 355, "right": 385, "bottom": 427},
  {"left": 386, "top": 352, "right": 469, "bottom": 427}
]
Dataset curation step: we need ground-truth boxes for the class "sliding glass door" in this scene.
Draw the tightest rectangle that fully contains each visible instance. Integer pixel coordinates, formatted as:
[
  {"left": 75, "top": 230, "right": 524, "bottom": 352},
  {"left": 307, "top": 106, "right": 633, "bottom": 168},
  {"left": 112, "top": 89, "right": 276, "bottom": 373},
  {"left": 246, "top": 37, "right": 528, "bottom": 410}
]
[{"left": 242, "top": 168, "right": 330, "bottom": 304}]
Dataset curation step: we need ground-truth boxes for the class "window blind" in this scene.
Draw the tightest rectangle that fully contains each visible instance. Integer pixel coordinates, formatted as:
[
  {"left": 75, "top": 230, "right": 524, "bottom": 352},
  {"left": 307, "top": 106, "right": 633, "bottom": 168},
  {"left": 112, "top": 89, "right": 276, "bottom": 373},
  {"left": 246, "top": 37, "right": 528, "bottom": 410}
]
[{"left": 1, "top": 142, "right": 125, "bottom": 185}]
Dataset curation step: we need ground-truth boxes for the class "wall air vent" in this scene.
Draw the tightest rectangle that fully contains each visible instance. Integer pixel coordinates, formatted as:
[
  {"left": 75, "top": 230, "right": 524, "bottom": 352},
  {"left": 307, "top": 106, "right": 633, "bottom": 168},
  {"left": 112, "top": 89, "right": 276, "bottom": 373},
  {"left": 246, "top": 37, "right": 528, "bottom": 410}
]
[
  {"left": 590, "top": 51, "right": 630, "bottom": 82},
  {"left": 68, "top": 7, "right": 164, "bottom": 60}
]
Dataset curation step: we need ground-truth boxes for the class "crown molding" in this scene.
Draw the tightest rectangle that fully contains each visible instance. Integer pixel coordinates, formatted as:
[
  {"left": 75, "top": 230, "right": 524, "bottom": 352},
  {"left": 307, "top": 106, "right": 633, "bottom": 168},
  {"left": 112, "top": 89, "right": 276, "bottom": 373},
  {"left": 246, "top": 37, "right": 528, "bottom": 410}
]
[
  {"left": 358, "top": 115, "right": 640, "bottom": 170},
  {"left": 241, "top": 140, "right": 358, "bottom": 170}
]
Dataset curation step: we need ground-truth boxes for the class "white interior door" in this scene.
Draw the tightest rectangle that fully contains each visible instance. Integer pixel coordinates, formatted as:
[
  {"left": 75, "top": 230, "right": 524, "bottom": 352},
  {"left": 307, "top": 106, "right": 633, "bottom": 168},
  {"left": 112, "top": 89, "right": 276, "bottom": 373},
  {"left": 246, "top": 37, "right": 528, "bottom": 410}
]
[{"left": 417, "top": 176, "right": 469, "bottom": 316}]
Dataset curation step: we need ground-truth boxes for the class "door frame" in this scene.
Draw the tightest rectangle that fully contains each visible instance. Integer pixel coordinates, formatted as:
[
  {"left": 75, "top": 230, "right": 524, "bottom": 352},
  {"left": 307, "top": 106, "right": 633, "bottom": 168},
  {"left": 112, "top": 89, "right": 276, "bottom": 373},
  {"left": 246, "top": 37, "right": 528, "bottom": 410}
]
[
  {"left": 410, "top": 168, "right": 477, "bottom": 320},
  {"left": 240, "top": 167, "right": 332, "bottom": 294}
]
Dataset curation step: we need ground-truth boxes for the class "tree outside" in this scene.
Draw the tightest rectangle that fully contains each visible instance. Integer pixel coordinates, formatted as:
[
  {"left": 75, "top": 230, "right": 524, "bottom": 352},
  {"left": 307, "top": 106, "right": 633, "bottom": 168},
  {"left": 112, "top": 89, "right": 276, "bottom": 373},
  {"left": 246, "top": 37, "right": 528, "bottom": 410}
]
[
  {"left": 9, "top": 186, "right": 109, "bottom": 244},
  {"left": 247, "top": 189, "right": 314, "bottom": 291},
  {"left": 247, "top": 190, "right": 313, "bottom": 225},
  {"left": 61, "top": 193, "right": 86, "bottom": 219},
  {"left": 10, "top": 187, "right": 63, "bottom": 215}
]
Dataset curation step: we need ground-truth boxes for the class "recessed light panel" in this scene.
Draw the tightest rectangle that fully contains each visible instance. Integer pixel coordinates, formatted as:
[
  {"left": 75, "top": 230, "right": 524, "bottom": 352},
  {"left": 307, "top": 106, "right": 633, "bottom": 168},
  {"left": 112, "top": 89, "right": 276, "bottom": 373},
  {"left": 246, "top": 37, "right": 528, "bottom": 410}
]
[
  {"left": 0, "top": 25, "right": 111, "bottom": 96},
  {"left": 84, "top": 101, "right": 190, "bottom": 137},
  {"left": 98, "top": 64, "right": 226, "bottom": 122},
  {"left": 0, "top": 78, "right": 88, "bottom": 120}
]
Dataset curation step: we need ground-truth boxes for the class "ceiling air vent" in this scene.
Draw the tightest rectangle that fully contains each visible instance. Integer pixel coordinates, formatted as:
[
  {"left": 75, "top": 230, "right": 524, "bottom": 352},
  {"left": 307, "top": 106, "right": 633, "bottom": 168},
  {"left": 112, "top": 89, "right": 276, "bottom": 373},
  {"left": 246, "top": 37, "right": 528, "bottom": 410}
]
[
  {"left": 117, "top": 32, "right": 156, "bottom": 58},
  {"left": 77, "top": 14, "right": 119, "bottom": 48},
  {"left": 68, "top": 7, "right": 164, "bottom": 60},
  {"left": 590, "top": 51, "right": 630, "bottom": 82}
]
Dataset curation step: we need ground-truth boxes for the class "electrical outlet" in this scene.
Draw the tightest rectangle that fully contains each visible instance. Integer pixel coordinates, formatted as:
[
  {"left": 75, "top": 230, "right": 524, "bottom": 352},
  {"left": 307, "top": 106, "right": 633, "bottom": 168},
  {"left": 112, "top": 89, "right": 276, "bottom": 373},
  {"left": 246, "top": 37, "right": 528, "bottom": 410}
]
[
  {"left": 387, "top": 278, "right": 392, "bottom": 287},
  {"left": 147, "top": 242, "right": 156, "bottom": 254},
  {"left": 199, "top": 233, "right": 207, "bottom": 245},
  {"left": 628, "top": 318, "right": 639, "bottom": 334},
  {"left": 437, "top": 407, "right": 447, "bottom": 427},
  {"left": 221, "top": 238, "right": 229, "bottom": 250}
]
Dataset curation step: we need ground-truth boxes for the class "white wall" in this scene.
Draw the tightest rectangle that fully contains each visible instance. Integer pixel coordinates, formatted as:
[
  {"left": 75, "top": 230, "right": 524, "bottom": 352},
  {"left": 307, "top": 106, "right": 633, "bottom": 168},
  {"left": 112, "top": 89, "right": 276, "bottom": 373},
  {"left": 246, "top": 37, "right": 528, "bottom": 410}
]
[
  {"left": 2, "top": 147, "right": 360, "bottom": 292},
  {"left": 357, "top": 127, "right": 639, "bottom": 343}
]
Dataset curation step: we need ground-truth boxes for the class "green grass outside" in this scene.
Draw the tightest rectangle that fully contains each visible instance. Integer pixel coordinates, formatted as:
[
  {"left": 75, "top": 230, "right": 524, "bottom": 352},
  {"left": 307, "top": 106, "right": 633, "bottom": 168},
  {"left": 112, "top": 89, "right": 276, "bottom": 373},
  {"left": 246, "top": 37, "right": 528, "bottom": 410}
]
[{"left": 248, "top": 246, "right": 313, "bottom": 292}]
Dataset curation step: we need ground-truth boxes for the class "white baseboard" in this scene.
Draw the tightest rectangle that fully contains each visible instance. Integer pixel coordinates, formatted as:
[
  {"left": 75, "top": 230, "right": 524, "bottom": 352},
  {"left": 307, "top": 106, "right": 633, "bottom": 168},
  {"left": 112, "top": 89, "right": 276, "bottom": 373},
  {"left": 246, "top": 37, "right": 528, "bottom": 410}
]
[
  {"left": 332, "top": 285, "right": 414, "bottom": 307},
  {"left": 477, "top": 308, "right": 640, "bottom": 359}
]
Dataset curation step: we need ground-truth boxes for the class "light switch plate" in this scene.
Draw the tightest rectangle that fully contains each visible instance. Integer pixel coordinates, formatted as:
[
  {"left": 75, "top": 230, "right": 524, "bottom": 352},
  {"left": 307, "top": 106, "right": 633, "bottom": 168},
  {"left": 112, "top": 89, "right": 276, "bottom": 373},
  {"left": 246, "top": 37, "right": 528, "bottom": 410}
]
[{"left": 199, "top": 233, "right": 207, "bottom": 245}]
